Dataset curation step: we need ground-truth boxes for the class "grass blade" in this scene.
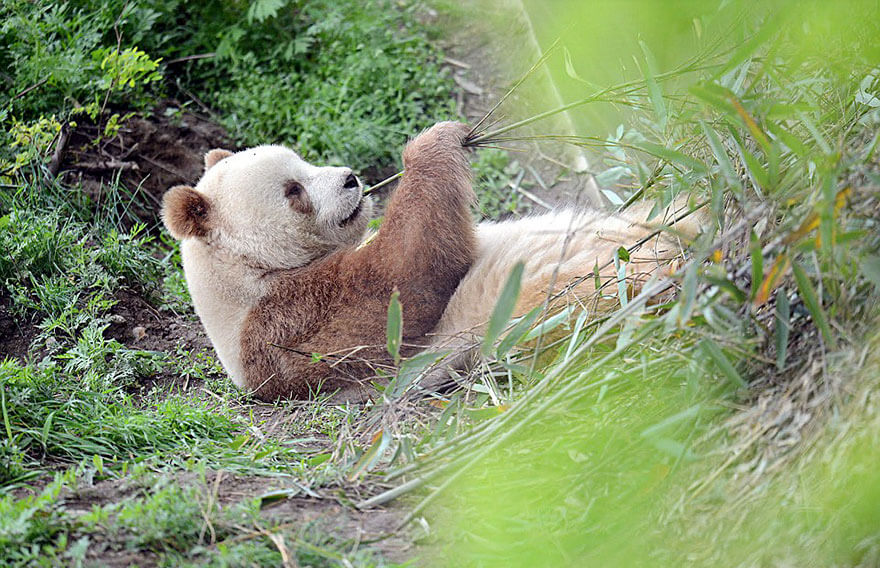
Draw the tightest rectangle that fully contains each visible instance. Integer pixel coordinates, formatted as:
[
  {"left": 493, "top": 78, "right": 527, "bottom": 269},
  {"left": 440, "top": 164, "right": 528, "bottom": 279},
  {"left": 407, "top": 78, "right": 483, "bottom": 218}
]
[
  {"left": 775, "top": 288, "right": 790, "bottom": 370},
  {"left": 386, "top": 289, "right": 402, "bottom": 365},
  {"left": 792, "top": 261, "right": 836, "bottom": 348},
  {"left": 482, "top": 262, "right": 524, "bottom": 357},
  {"left": 699, "top": 338, "right": 746, "bottom": 388}
]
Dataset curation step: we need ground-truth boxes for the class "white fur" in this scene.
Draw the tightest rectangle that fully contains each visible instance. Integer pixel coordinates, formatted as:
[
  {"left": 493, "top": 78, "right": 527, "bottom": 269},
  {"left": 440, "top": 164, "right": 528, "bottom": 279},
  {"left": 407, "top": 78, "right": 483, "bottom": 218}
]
[{"left": 432, "top": 205, "right": 690, "bottom": 345}]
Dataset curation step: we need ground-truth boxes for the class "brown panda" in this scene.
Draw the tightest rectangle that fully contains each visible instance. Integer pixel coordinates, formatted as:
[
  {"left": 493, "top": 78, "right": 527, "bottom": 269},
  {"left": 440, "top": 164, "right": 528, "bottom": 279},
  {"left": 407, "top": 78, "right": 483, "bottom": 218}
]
[
  {"left": 162, "top": 122, "right": 475, "bottom": 400},
  {"left": 162, "top": 121, "right": 700, "bottom": 400}
]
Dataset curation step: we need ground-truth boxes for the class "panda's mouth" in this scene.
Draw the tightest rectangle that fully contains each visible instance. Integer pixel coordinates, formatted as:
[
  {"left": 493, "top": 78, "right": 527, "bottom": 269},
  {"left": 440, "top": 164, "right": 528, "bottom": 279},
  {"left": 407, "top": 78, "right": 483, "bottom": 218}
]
[{"left": 339, "top": 197, "right": 364, "bottom": 226}]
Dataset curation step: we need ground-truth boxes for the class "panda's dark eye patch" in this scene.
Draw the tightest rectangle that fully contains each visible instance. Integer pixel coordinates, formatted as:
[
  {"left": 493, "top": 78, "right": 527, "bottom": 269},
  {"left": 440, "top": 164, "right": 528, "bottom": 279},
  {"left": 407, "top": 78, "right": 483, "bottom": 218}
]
[
  {"left": 284, "top": 180, "right": 312, "bottom": 214},
  {"left": 284, "top": 180, "right": 304, "bottom": 198}
]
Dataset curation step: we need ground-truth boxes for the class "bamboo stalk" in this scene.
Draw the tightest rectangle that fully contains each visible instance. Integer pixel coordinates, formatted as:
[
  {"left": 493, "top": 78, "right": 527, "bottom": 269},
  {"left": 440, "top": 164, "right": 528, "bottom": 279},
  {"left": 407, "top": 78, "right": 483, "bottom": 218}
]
[
  {"left": 363, "top": 170, "right": 403, "bottom": 195},
  {"left": 468, "top": 37, "right": 562, "bottom": 138}
]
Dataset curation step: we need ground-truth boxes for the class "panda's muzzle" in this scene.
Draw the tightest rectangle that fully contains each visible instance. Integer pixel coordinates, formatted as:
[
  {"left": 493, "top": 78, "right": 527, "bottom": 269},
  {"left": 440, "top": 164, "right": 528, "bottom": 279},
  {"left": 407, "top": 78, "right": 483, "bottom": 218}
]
[{"left": 339, "top": 197, "right": 363, "bottom": 226}]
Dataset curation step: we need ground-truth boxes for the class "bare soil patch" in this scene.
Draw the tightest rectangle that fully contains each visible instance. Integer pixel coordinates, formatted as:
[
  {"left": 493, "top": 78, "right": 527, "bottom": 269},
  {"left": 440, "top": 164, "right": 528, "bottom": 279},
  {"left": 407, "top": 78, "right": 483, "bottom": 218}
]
[
  {"left": 59, "top": 101, "right": 233, "bottom": 226},
  {"left": 0, "top": 293, "right": 37, "bottom": 361}
]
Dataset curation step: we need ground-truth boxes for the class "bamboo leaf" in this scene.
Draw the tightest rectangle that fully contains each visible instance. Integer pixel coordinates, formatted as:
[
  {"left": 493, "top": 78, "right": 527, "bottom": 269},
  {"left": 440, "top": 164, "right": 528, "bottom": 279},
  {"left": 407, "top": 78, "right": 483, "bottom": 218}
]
[
  {"left": 639, "top": 40, "right": 667, "bottom": 128},
  {"left": 729, "top": 94, "right": 772, "bottom": 153},
  {"left": 766, "top": 120, "right": 810, "bottom": 158},
  {"left": 797, "top": 111, "right": 833, "bottom": 155},
  {"left": 861, "top": 254, "right": 880, "bottom": 289},
  {"left": 386, "top": 288, "right": 402, "bottom": 365},
  {"left": 792, "top": 262, "right": 836, "bottom": 348},
  {"left": 819, "top": 177, "right": 835, "bottom": 251},
  {"left": 775, "top": 288, "right": 790, "bottom": 370},
  {"left": 635, "top": 141, "right": 708, "bottom": 174},
  {"left": 749, "top": 230, "right": 763, "bottom": 301},
  {"left": 754, "top": 253, "right": 790, "bottom": 306},
  {"left": 522, "top": 306, "right": 576, "bottom": 343},
  {"left": 641, "top": 404, "right": 703, "bottom": 438},
  {"left": 700, "top": 121, "right": 741, "bottom": 193},
  {"left": 614, "top": 248, "right": 628, "bottom": 308},
  {"left": 391, "top": 351, "right": 449, "bottom": 396},
  {"left": 646, "top": 437, "right": 697, "bottom": 461},
  {"left": 497, "top": 306, "right": 542, "bottom": 358},
  {"left": 564, "top": 310, "right": 589, "bottom": 362},
  {"left": 483, "top": 262, "right": 524, "bottom": 356},
  {"left": 740, "top": 144, "right": 770, "bottom": 191},
  {"left": 677, "top": 263, "right": 698, "bottom": 325},
  {"left": 704, "top": 273, "right": 747, "bottom": 303},
  {"left": 348, "top": 429, "right": 391, "bottom": 481},
  {"left": 699, "top": 338, "right": 747, "bottom": 388},
  {"left": 690, "top": 83, "right": 738, "bottom": 116},
  {"left": 259, "top": 488, "right": 301, "bottom": 508}
]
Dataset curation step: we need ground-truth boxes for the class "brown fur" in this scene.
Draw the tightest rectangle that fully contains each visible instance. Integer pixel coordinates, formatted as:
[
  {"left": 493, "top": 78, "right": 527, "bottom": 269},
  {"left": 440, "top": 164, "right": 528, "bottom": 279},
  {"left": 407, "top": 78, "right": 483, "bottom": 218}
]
[
  {"left": 161, "top": 185, "right": 212, "bottom": 239},
  {"left": 240, "top": 123, "right": 475, "bottom": 400},
  {"left": 204, "top": 149, "right": 232, "bottom": 169}
]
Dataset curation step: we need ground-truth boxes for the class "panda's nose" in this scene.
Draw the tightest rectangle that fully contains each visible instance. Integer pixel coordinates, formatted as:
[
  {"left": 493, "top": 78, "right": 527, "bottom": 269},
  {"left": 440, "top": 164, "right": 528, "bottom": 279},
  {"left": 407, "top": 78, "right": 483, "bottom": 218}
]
[{"left": 343, "top": 173, "right": 360, "bottom": 190}]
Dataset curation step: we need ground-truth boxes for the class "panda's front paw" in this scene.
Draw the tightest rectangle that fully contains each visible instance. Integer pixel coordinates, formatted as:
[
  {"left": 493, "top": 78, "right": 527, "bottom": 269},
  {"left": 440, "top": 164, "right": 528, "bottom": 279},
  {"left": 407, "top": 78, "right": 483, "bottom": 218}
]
[
  {"left": 424, "top": 121, "right": 471, "bottom": 145},
  {"left": 403, "top": 121, "right": 470, "bottom": 170}
]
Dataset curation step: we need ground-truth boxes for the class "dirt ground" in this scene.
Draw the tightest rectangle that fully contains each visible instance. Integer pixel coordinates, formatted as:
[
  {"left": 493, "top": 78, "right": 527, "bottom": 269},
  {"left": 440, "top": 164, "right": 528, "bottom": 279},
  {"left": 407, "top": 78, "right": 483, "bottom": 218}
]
[
  {"left": 59, "top": 102, "right": 234, "bottom": 228},
  {"left": 61, "top": 472, "right": 417, "bottom": 567}
]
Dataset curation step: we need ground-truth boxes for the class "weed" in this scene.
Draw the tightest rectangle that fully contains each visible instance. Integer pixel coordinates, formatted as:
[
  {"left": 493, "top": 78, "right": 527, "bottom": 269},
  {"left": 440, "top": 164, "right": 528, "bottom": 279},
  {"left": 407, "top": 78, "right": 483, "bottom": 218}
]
[
  {"left": 59, "top": 322, "right": 162, "bottom": 391},
  {"left": 472, "top": 148, "right": 530, "bottom": 218}
]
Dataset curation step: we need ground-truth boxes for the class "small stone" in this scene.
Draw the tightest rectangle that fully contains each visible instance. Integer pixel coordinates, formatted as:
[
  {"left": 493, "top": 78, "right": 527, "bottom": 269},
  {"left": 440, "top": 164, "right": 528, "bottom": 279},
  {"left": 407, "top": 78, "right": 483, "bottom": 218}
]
[
  {"left": 132, "top": 326, "right": 147, "bottom": 341},
  {"left": 109, "top": 314, "right": 126, "bottom": 324}
]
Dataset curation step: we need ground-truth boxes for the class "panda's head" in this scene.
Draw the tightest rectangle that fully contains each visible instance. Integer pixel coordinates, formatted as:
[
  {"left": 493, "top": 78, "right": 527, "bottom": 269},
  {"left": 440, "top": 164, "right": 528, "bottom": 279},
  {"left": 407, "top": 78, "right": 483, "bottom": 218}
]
[{"left": 161, "top": 145, "right": 373, "bottom": 270}]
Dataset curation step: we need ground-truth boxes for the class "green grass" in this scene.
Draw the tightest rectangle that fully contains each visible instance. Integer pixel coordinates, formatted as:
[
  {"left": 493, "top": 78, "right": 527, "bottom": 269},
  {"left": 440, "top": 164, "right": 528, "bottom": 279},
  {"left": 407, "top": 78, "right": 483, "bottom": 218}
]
[
  {"left": 471, "top": 148, "right": 531, "bottom": 219},
  {"left": 0, "top": 464, "right": 399, "bottom": 567}
]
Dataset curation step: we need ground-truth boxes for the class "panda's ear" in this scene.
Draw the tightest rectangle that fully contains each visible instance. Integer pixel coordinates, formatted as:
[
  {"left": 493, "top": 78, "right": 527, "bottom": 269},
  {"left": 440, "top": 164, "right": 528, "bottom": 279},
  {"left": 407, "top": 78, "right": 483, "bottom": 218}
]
[
  {"left": 161, "top": 185, "right": 212, "bottom": 239},
  {"left": 204, "top": 149, "right": 233, "bottom": 171}
]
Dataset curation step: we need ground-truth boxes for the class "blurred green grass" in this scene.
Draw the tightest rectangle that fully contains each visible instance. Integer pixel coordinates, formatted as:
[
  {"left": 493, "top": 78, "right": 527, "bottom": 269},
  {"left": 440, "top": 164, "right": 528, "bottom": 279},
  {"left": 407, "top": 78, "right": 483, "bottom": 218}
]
[{"left": 406, "top": 1, "right": 880, "bottom": 564}]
